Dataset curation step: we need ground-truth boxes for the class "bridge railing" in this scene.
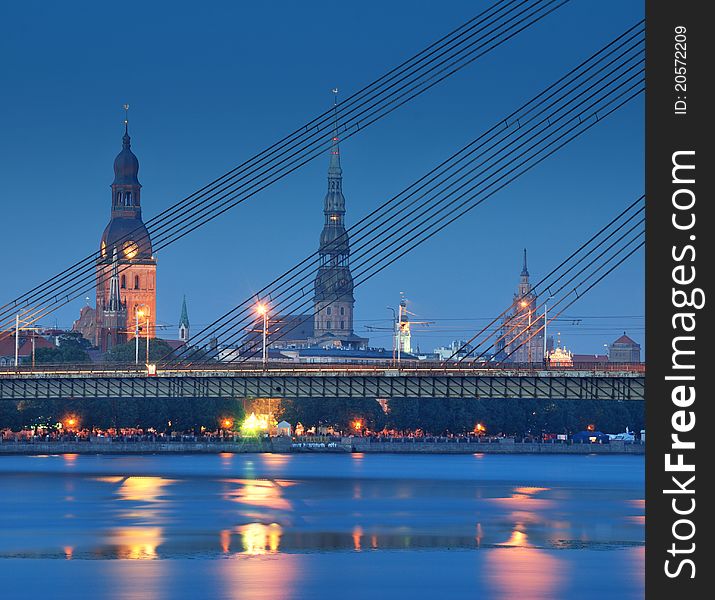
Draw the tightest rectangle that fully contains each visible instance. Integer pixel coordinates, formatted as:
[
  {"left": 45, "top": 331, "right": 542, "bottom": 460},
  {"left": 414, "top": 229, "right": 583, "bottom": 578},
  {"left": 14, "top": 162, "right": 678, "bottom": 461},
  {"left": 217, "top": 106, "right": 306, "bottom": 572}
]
[{"left": 0, "top": 360, "right": 645, "bottom": 376}]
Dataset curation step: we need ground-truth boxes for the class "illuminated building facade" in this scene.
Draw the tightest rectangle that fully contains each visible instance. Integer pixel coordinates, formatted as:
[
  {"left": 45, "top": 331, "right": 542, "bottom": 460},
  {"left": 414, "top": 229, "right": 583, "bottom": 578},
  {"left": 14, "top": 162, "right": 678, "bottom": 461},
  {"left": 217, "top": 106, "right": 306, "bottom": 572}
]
[
  {"left": 497, "top": 249, "right": 545, "bottom": 364},
  {"left": 95, "top": 123, "right": 156, "bottom": 351}
]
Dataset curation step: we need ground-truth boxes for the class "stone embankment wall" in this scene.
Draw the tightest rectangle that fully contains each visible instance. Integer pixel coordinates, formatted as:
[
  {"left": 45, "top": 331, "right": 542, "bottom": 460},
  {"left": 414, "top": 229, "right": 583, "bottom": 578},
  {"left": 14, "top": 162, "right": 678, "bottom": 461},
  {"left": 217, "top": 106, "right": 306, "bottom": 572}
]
[{"left": 0, "top": 436, "right": 643, "bottom": 454}]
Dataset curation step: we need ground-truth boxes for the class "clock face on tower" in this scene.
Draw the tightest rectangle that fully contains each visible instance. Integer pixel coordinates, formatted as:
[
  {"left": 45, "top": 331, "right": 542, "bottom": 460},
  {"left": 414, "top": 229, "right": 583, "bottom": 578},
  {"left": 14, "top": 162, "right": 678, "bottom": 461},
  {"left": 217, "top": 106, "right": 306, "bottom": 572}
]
[{"left": 123, "top": 240, "right": 139, "bottom": 259}]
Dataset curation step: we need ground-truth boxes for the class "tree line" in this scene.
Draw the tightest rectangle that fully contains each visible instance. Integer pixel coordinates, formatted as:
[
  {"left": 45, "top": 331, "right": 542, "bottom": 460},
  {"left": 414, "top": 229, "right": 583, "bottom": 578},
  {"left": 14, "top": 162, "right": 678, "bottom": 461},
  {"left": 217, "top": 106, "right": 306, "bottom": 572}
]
[{"left": 0, "top": 396, "right": 643, "bottom": 436}]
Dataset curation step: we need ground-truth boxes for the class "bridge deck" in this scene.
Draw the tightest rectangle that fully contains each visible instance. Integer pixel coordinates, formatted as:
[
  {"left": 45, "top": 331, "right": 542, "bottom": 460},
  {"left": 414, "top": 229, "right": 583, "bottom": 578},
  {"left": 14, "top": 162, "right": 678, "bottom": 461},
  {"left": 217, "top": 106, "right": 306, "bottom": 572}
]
[{"left": 0, "top": 366, "right": 644, "bottom": 401}]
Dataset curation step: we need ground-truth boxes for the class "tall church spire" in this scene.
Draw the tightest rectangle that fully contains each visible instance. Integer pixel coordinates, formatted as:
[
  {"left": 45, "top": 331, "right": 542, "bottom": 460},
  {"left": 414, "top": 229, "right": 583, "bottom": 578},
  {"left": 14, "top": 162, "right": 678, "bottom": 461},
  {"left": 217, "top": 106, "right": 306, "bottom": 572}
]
[
  {"left": 313, "top": 89, "right": 357, "bottom": 346},
  {"left": 328, "top": 89, "right": 342, "bottom": 180}
]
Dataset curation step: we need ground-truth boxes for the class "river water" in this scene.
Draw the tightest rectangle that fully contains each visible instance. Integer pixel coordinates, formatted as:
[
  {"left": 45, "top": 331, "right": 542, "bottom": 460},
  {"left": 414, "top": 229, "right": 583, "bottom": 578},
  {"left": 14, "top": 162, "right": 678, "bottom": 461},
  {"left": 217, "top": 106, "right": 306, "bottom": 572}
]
[{"left": 0, "top": 453, "right": 643, "bottom": 599}]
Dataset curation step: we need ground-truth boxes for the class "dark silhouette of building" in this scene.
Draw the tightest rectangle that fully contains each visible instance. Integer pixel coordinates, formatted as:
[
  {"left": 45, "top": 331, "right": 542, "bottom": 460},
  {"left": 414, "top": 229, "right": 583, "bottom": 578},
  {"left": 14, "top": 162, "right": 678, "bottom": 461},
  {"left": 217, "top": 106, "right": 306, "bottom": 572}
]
[{"left": 310, "top": 96, "right": 367, "bottom": 349}]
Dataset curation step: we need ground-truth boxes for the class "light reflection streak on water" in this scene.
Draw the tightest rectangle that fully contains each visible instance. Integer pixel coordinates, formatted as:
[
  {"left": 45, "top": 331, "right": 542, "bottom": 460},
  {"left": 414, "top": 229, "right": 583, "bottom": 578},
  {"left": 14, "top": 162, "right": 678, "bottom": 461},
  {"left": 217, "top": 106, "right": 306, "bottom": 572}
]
[
  {"left": 110, "top": 526, "right": 164, "bottom": 559},
  {"left": 117, "top": 477, "right": 175, "bottom": 503},
  {"left": 352, "top": 525, "right": 363, "bottom": 551},
  {"left": 486, "top": 527, "right": 564, "bottom": 599},
  {"left": 220, "top": 529, "right": 231, "bottom": 554},
  {"left": 236, "top": 523, "right": 282, "bottom": 555},
  {"left": 222, "top": 479, "right": 291, "bottom": 511}
]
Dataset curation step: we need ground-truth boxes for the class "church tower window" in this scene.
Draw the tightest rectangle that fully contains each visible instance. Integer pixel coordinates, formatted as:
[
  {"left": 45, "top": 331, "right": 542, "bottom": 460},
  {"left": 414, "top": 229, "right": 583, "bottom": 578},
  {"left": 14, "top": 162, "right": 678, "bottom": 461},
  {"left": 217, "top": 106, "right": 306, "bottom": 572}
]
[{"left": 120, "top": 275, "right": 126, "bottom": 289}]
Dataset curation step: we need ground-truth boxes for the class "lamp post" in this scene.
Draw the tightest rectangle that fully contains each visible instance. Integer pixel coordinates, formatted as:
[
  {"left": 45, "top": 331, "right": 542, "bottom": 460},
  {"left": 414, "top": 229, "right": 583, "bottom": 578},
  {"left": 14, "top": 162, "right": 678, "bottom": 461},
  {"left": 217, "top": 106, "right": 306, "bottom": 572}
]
[
  {"left": 135, "top": 309, "right": 142, "bottom": 365},
  {"left": 14, "top": 314, "right": 20, "bottom": 368},
  {"left": 256, "top": 302, "right": 268, "bottom": 368},
  {"left": 135, "top": 305, "right": 148, "bottom": 365},
  {"left": 146, "top": 313, "right": 150, "bottom": 364}
]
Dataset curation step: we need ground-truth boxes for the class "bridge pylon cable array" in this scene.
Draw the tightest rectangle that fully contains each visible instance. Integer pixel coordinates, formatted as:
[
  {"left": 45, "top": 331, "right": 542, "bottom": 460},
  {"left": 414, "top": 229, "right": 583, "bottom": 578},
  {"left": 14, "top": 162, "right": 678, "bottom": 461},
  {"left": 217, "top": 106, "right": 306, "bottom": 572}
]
[
  {"left": 447, "top": 203, "right": 644, "bottom": 364},
  {"left": 443, "top": 196, "right": 644, "bottom": 362},
  {"left": 168, "top": 25, "right": 644, "bottom": 366},
  {"left": 490, "top": 238, "right": 644, "bottom": 366},
  {"left": 0, "top": 0, "right": 569, "bottom": 337}
]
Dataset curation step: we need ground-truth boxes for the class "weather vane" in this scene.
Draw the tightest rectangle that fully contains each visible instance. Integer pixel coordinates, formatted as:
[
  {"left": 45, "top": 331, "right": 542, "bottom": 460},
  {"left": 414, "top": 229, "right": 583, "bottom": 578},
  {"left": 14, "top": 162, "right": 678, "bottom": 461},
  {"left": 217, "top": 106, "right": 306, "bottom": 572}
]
[{"left": 123, "top": 103, "right": 129, "bottom": 128}]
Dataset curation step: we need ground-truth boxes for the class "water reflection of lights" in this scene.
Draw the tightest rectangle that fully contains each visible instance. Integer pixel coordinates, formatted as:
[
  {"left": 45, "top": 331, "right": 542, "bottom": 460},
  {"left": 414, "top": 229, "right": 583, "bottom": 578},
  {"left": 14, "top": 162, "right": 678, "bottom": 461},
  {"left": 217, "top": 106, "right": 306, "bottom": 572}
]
[
  {"left": 92, "top": 476, "right": 124, "bottom": 483},
  {"left": 351, "top": 452, "right": 365, "bottom": 460},
  {"left": 220, "top": 529, "right": 231, "bottom": 554},
  {"left": 486, "top": 527, "right": 564, "bottom": 599},
  {"left": 63, "top": 453, "right": 78, "bottom": 464},
  {"left": 261, "top": 453, "right": 291, "bottom": 466},
  {"left": 63, "top": 546, "right": 73, "bottom": 559},
  {"left": 223, "top": 479, "right": 291, "bottom": 511},
  {"left": 112, "top": 526, "right": 164, "bottom": 559},
  {"left": 511, "top": 486, "right": 550, "bottom": 498},
  {"left": 352, "top": 525, "right": 363, "bottom": 551},
  {"left": 237, "top": 522, "right": 282, "bottom": 555},
  {"left": 118, "top": 477, "right": 175, "bottom": 503}
]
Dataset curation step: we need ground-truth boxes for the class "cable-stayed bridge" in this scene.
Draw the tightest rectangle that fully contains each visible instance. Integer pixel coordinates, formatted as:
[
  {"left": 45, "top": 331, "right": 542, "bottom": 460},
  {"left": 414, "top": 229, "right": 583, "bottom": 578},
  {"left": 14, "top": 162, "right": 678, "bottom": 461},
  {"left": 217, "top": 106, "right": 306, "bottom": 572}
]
[{"left": 0, "top": 1, "right": 645, "bottom": 402}]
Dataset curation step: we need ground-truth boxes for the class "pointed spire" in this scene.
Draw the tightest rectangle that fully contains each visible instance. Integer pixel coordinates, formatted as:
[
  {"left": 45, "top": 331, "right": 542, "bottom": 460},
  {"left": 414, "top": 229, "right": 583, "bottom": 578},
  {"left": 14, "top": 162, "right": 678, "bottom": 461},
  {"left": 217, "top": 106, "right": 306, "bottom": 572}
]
[
  {"left": 521, "top": 248, "right": 529, "bottom": 277},
  {"left": 108, "top": 247, "right": 122, "bottom": 312},
  {"left": 328, "top": 88, "right": 342, "bottom": 177},
  {"left": 122, "top": 103, "right": 131, "bottom": 147},
  {"left": 179, "top": 295, "right": 190, "bottom": 328}
]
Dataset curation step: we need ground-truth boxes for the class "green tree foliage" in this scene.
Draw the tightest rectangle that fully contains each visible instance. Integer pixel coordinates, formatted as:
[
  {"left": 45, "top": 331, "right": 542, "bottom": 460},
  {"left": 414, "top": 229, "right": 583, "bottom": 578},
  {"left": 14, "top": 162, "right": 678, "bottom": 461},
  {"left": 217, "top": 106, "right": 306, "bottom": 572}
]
[
  {"left": 280, "top": 398, "right": 386, "bottom": 432},
  {"left": 34, "top": 332, "right": 91, "bottom": 364},
  {"left": 386, "top": 398, "right": 644, "bottom": 436},
  {"left": 1, "top": 397, "right": 246, "bottom": 432},
  {"left": 105, "top": 339, "right": 177, "bottom": 363}
]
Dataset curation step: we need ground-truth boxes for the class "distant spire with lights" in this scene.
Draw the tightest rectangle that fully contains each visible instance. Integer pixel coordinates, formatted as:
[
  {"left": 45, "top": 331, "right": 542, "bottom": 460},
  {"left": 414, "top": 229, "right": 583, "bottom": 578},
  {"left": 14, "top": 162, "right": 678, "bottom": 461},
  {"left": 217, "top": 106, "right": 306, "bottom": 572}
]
[{"left": 178, "top": 295, "right": 190, "bottom": 343}]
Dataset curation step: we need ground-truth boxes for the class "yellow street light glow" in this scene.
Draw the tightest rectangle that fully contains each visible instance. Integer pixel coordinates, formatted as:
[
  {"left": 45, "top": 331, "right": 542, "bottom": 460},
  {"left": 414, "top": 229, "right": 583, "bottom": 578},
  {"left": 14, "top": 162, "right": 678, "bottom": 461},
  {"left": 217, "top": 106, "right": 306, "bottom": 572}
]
[
  {"left": 221, "top": 418, "right": 233, "bottom": 429},
  {"left": 520, "top": 300, "right": 528, "bottom": 308},
  {"left": 256, "top": 303, "right": 268, "bottom": 316},
  {"left": 353, "top": 419, "right": 362, "bottom": 431}
]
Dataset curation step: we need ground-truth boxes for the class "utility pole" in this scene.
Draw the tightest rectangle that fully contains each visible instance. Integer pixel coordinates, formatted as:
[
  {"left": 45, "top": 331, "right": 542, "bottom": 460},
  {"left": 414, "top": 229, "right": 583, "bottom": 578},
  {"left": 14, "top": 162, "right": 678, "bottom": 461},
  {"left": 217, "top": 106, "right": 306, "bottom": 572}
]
[
  {"left": 543, "top": 302, "right": 548, "bottom": 367},
  {"left": 135, "top": 310, "right": 140, "bottom": 365},
  {"left": 262, "top": 309, "right": 268, "bottom": 367},
  {"left": 527, "top": 308, "right": 532, "bottom": 364},
  {"left": 14, "top": 314, "right": 20, "bottom": 368},
  {"left": 146, "top": 314, "right": 150, "bottom": 364}
]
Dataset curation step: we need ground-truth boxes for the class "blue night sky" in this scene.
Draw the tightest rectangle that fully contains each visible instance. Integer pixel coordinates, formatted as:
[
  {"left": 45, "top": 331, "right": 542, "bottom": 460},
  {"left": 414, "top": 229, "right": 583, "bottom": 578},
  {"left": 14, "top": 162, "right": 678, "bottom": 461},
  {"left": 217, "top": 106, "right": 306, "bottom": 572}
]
[{"left": 0, "top": 0, "right": 644, "bottom": 355}]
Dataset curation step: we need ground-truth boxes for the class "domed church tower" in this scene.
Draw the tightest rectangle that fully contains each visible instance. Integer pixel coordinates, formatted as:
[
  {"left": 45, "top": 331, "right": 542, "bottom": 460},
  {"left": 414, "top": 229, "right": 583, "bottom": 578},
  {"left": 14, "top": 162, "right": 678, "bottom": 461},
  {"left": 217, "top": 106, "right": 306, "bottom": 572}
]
[{"left": 95, "top": 115, "right": 156, "bottom": 351}]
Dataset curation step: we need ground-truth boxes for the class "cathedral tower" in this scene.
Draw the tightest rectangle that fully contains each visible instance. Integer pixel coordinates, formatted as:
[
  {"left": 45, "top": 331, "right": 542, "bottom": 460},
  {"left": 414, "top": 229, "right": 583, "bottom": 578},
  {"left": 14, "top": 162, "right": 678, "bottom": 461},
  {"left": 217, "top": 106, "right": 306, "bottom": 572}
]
[
  {"left": 95, "top": 117, "right": 156, "bottom": 351},
  {"left": 312, "top": 94, "right": 364, "bottom": 348},
  {"left": 497, "top": 249, "right": 545, "bottom": 364}
]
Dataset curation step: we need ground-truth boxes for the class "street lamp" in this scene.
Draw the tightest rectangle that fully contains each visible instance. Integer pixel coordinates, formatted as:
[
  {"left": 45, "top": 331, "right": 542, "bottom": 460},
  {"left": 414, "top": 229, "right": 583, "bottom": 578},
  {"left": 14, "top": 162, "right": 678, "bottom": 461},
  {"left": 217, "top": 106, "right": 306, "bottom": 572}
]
[
  {"left": 256, "top": 302, "right": 268, "bottom": 368},
  {"left": 135, "top": 305, "right": 148, "bottom": 365}
]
